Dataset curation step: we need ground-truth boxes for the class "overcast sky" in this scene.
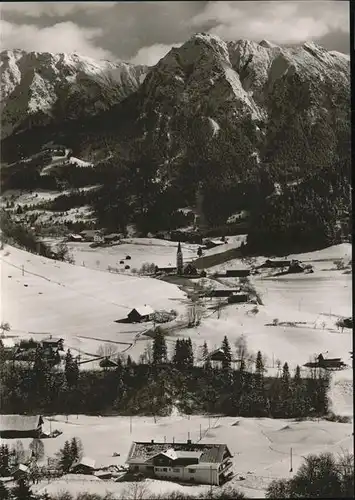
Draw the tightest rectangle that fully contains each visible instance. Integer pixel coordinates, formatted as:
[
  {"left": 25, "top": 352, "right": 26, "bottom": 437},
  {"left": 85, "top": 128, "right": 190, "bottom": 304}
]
[{"left": 0, "top": 1, "right": 350, "bottom": 65}]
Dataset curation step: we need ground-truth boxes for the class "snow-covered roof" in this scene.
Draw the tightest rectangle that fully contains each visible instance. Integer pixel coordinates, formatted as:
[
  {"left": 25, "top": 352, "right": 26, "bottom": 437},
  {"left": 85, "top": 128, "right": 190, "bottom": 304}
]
[
  {"left": 74, "top": 457, "right": 96, "bottom": 469},
  {"left": 130, "top": 305, "right": 154, "bottom": 317},
  {"left": 0, "top": 415, "right": 43, "bottom": 432}
]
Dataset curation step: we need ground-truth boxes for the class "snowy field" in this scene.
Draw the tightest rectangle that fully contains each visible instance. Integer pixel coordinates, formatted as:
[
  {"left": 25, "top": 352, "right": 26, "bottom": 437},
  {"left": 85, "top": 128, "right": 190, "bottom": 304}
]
[
  {"left": 67, "top": 238, "right": 200, "bottom": 272},
  {"left": 2, "top": 411, "right": 352, "bottom": 498},
  {"left": 0, "top": 242, "right": 352, "bottom": 369},
  {"left": 0, "top": 244, "right": 187, "bottom": 362},
  {"left": 0, "top": 241, "right": 353, "bottom": 498}
]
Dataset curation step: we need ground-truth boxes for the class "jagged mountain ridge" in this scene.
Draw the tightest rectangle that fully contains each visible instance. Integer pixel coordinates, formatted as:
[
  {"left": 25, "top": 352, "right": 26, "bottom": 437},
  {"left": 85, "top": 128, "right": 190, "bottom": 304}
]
[
  {"left": 133, "top": 34, "right": 349, "bottom": 169},
  {"left": 0, "top": 49, "right": 149, "bottom": 138},
  {"left": 1, "top": 33, "right": 350, "bottom": 173}
]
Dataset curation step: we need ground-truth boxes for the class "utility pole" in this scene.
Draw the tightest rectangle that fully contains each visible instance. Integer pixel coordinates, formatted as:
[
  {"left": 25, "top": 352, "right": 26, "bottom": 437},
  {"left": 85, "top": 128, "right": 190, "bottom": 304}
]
[
  {"left": 290, "top": 447, "right": 293, "bottom": 472},
  {"left": 130, "top": 415, "right": 132, "bottom": 434},
  {"left": 200, "top": 424, "right": 202, "bottom": 440},
  {"left": 22, "top": 264, "right": 24, "bottom": 276}
]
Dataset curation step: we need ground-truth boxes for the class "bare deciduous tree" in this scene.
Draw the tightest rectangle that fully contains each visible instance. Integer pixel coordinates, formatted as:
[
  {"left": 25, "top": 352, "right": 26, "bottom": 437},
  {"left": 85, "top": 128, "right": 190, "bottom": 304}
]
[
  {"left": 97, "top": 343, "right": 118, "bottom": 358},
  {"left": 234, "top": 334, "right": 248, "bottom": 361}
]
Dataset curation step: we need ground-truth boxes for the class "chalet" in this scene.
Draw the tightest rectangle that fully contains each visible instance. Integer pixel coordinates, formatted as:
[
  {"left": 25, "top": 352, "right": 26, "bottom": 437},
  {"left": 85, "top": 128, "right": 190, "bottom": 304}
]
[
  {"left": 206, "top": 349, "right": 240, "bottom": 369},
  {"left": 79, "top": 230, "right": 102, "bottom": 243},
  {"left": 70, "top": 457, "right": 96, "bottom": 475},
  {"left": 41, "top": 336, "right": 64, "bottom": 351},
  {"left": 225, "top": 269, "right": 250, "bottom": 278},
  {"left": 228, "top": 293, "right": 249, "bottom": 304},
  {"left": 127, "top": 306, "right": 154, "bottom": 323},
  {"left": 126, "top": 440, "right": 233, "bottom": 486},
  {"left": 68, "top": 233, "right": 83, "bottom": 242},
  {"left": 0, "top": 415, "right": 43, "bottom": 439}
]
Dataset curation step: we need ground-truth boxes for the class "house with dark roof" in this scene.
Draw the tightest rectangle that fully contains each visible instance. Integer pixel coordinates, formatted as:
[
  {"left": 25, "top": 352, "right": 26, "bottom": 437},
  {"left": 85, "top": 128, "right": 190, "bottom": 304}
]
[
  {"left": 127, "top": 306, "right": 154, "bottom": 323},
  {"left": 126, "top": 440, "right": 233, "bottom": 485},
  {"left": 0, "top": 415, "right": 43, "bottom": 439}
]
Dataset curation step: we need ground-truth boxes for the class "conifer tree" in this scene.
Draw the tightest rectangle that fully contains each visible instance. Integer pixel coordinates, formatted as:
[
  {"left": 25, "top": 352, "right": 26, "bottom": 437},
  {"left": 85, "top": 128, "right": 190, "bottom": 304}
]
[
  {"left": 0, "top": 444, "right": 9, "bottom": 476},
  {"left": 221, "top": 336, "right": 232, "bottom": 372},
  {"left": 58, "top": 440, "right": 73, "bottom": 473},
  {"left": 152, "top": 328, "right": 167, "bottom": 365},
  {"left": 64, "top": 349, "right": 79, "bottom": 388},
  {"left": 12, "top": 478, "right": 35, "bottom": 500},
  {"left": 294, "top": 364, "right": 301, "bottom": 383},
  {"left": 202, "top": 341, "right": 211, "bottom": 370},
  {"left": 70, "top": 437, "right": 82, "bottom": 464},
  {"left": 0, "top": 481, "right": 10, "bottom": 500}
]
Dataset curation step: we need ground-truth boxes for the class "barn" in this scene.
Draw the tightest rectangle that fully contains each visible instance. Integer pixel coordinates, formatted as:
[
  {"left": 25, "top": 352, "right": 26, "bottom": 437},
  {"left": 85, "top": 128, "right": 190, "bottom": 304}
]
[
  {"left": 127, "top": 306, "right": 154, "bottom": 323},
  {"left": 0, "top": 415, "right": 44, "bottom": 439}
]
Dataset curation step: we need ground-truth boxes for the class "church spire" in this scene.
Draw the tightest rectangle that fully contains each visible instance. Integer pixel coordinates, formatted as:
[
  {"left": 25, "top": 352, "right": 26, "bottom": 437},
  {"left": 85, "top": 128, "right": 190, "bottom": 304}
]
[{"left": 177, "top": 241, "right": 183, "bottom": 275}]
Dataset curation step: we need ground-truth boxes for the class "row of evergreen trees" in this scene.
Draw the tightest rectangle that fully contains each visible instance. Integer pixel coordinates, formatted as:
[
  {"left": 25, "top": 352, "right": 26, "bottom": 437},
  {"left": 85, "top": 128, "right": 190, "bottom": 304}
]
[{"left": 1, "top": 332, "right": 330, "bottom": 419}]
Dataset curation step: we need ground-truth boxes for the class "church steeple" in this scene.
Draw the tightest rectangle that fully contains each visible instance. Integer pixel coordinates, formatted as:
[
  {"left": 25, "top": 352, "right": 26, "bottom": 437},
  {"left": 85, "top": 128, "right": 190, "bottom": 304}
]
[{"left": 177, "top": 241, "right": 183, "bottom": 275}]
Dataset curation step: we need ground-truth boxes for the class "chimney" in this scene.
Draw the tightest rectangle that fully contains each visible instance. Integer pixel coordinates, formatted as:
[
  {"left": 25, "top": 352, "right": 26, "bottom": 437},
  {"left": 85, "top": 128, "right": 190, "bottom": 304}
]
[
  {"left": 187, "top": 439, "right": 192, "bottom": 445},
  {"left": 151, "top": 439, "right": 154, "bottom": 444},
  {"left": 172, "top": 437, "right": 175, "bottom": 444}
]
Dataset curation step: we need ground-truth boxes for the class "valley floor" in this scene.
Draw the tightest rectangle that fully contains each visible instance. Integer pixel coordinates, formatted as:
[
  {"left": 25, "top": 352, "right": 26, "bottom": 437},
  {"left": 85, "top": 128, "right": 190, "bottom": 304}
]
[{"left": 0, "top": 240, "right": 352, "bottom": 498}]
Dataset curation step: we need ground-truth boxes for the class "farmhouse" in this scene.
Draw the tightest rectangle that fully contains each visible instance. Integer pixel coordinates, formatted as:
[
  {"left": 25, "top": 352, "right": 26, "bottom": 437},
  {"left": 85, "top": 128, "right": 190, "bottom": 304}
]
[
  {"left": 225, "top": 269, "right": 250, "bottom": 278},
  {"left": 126, "top": 440, "right": 233, "bottom": 486},
  {"left": 0, "top": 415, "right": 43, "bottom": 439},
  {"left": 70, "top": 457, "right": 96, "bottom": 475},
  {"left": 127, "top": 305, "right": 154, "bottom": 323}
]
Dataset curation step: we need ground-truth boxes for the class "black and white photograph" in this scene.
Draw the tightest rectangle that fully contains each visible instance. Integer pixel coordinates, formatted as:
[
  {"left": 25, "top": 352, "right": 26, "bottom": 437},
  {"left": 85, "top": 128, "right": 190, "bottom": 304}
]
[{"left": 0, "top": 1, "right": 352, "bottom": 499}]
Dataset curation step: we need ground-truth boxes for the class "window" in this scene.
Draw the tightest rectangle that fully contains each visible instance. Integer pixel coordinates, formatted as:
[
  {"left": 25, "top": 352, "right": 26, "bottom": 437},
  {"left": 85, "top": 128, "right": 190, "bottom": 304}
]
[
  {"left": 163, "top": 468, "right": 168, "bottom": 472},
  {"left": 173, "top": 468, "right": 180, "bottom": 472},
  {"left": 187, "top": 468, "right": 196, "bottom": 474}
]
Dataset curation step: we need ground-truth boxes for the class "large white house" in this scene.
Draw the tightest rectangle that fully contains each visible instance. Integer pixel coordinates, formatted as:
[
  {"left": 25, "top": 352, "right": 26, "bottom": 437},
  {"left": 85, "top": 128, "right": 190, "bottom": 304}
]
[{"left": 126, "top": 440, "right": 233, "bottom": 485}]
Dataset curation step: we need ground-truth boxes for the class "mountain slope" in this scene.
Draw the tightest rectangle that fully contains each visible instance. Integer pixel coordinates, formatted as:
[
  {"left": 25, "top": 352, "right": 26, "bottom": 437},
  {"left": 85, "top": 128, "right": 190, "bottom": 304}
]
[
  {"left": 0, "top": 35, "right": 350, "bottom": 249},
  {"left": 0, "top": 49, "right": 148, "bottom": 138}
]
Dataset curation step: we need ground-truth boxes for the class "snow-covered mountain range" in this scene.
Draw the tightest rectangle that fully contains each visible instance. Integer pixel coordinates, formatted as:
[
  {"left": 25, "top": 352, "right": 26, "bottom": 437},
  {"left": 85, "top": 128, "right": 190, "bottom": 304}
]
[
  {"left": 0, "top": 49, "right": 148, "bottom": 138},
  {"left": 0, "top": 33, "right": 350, "bottom": 173}
]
